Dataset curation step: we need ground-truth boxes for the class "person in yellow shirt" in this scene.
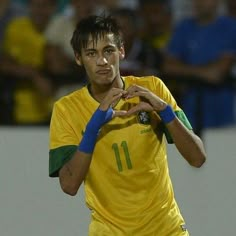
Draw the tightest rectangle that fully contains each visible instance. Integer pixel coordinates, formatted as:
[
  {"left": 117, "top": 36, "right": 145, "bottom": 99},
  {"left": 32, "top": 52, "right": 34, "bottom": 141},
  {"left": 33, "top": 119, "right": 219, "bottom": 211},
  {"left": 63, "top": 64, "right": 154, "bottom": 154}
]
[
  {"left": 2, "top": 0, "right": 57, "bottom": 124},
  {"left": 49, "top": 15, "right": 207, "bottom": 235},
  {"left": 139, "top": 0, "right": 172, "bottom": 52}
]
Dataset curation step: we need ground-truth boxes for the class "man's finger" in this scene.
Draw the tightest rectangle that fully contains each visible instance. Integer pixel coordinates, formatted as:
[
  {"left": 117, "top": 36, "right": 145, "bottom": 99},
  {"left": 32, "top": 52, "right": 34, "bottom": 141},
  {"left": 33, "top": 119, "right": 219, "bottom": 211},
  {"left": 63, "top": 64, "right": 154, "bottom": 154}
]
[{"left": 113, "top": 110, "right": 128, "bottom": 118}]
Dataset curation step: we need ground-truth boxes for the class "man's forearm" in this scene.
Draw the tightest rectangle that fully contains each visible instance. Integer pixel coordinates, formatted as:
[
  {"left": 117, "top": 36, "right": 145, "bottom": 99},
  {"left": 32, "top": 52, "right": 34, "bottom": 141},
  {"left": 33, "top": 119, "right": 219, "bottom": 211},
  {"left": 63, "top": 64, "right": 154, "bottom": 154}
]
[
  {"left": 163, "top": 57, "right": 201, "bottom": 78},
  {"left": 59, "top": 151, "right": 92, "bottom": 196},
  {"left": 58, "top": 108, "right": 113, "bottom": 196},
  {"left": 166, "top": 118, "right": 206, "bottom": 167},
  {"left": 158, "top": 105, "right": 206, "bottom": 167}
]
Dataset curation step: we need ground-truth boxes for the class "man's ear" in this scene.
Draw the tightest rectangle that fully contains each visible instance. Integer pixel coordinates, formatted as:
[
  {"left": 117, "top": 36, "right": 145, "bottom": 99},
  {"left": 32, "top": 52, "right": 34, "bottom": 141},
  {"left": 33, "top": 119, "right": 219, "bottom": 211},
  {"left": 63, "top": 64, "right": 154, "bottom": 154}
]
[
  {"left": 74, "top": 53, "right": 83, "bottom": 66},
  {"left": 119, "top": 46, "right": 125, "bottom": 60}
]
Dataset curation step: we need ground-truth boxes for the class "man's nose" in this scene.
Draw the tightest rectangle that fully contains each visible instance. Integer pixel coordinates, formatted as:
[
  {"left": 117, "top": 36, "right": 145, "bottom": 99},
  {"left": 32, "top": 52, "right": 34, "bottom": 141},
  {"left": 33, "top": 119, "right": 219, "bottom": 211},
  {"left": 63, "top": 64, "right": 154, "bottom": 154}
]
[{"left": 96, "top": 55, "right": 108, "bottom": 65}]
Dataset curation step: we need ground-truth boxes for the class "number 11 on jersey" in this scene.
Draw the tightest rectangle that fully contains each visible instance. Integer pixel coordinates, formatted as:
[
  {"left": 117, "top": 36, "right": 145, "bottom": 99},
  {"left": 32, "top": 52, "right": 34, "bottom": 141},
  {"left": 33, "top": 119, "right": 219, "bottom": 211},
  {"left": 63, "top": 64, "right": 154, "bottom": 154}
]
[{"left": 112, "top": 141, "right": 132, "bottom": 172}]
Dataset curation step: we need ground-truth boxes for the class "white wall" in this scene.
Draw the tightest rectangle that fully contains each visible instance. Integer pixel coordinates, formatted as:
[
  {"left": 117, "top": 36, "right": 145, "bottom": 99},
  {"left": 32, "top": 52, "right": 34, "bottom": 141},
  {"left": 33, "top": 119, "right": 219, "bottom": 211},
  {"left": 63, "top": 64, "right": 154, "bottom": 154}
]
[{"left": 0, "top": 126, "right": 235, "bottom": 236}]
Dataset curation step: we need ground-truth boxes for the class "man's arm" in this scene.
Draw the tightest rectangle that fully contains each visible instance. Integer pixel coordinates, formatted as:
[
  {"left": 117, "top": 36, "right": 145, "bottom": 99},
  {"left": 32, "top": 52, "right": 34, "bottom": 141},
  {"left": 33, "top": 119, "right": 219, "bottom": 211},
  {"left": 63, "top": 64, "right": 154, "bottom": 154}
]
[
  {"left": 58, "top": 88, "right": 127, "bottom": 196},
  {"left": 165, "top": 115, "right": 206, "bottom": 167},
  {"left": 124, "top": 84, "right": 207, "bottom": 167},
  {"left": 162, "top": 54, "right": 234, "bottom": 84},
  {"left": 59, "top": 151, "right": 93, "bottom": 196}
]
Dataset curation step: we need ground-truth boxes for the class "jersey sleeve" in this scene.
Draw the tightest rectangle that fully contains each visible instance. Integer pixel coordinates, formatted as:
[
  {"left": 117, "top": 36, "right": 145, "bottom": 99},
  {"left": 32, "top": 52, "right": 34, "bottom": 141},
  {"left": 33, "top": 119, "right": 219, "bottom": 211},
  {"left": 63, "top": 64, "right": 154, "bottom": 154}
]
[
  {"left": 153, "top": 76, "right": 193, "bottom": 143},
  {"left": 49, "top": 102, "right": 78, "bottom": 177}
]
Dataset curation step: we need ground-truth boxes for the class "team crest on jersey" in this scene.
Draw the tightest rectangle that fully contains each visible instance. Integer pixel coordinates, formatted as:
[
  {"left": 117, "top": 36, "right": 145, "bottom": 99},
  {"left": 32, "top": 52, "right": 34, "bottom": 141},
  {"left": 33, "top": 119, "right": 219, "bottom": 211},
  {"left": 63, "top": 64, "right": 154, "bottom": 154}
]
[{"left": 137, "top": 111, "right": 151, "bottom": 125}]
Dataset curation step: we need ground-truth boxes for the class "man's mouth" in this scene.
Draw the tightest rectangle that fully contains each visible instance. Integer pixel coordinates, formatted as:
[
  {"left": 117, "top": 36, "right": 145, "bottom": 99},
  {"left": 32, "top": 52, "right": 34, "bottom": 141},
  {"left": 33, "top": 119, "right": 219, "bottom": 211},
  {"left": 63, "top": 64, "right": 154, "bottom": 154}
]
[{"left": 96, "top": 69, "right": 111, "bottom": 74}]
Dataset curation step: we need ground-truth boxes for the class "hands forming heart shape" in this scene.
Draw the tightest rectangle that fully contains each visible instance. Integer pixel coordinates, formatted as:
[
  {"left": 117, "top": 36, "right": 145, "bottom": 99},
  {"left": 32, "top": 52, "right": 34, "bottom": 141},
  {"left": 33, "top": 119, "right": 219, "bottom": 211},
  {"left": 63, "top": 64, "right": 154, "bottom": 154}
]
[{"left": 99, "top": 85, "right": 167, "bottom": 118}]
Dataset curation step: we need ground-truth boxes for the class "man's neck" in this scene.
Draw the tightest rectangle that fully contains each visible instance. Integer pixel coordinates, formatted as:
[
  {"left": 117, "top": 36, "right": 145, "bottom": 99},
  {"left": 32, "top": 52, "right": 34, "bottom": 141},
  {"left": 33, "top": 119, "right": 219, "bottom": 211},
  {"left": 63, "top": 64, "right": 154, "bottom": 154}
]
[{"left": 89, "top": 76, "right": 124, "bottom": 103}]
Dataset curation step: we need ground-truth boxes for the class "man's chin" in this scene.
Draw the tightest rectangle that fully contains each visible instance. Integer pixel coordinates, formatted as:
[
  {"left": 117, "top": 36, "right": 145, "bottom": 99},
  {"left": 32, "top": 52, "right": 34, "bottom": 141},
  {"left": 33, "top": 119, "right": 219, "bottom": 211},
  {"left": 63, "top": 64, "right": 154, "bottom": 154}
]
[{"left": 96, "top": 75, "right": 115, "bottom": 85}]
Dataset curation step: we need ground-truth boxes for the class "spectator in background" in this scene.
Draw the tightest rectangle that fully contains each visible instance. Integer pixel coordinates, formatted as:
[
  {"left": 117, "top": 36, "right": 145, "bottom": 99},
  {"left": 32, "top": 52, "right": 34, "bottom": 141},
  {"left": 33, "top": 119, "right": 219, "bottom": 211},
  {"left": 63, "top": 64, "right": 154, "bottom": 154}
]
[
  {"left": 1, "top": 0, "right": 57, "bottom": 125},
  {"left": 138, "top": 0, "right": 172, "bottom": 55},
  {"left": 44, "top": 0, "right": 96, "bottom": 98},
  {"left": 170, "top": 0, "right": 193, "bottom": 24},
  {"left": 117, "top": 0, "right": 138, "bottom": 10},
  {"left": 111, "top": 7, "right": 162, "bottom": 76},
  {"left": 45, "top": 0, "right": 95, "bottom": 60},
  {"left": 0, "top": 0, "right": 26, "bottom": 124},
  {"left": 0, "top": 0, "right": 26, "bottom": 45},
  {"left": 137, "top": 0, "right": 180, "bottom": 99},
  {"left": 225, "top": 0, "right": 236, "bottom": 18},
  {"left": 94, "top": 0, "right": 119, "bottom": 14},
  {"left": 225, "top": 0, "right": 236, "bottom": 82},
  {"left": 163, "top": 0, "right": 236, "bottom": 132}
]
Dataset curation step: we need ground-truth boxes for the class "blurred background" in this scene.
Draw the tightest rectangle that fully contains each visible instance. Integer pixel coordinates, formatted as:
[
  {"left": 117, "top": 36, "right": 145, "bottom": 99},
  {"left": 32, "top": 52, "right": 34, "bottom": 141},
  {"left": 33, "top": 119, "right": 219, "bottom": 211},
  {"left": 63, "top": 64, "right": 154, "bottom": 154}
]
[{"left": 0, "top": 0, "right": 236, "bottom": 235}]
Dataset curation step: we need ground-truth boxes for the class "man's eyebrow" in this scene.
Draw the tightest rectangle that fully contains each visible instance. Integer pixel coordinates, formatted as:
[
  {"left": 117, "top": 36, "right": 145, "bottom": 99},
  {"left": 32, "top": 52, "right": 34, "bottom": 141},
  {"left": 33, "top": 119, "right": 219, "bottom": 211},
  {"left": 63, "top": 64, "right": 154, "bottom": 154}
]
[
  {"left": 84, "top": 48, "right": 96, "bottom": 52},
  {"left": 103, "top": 45, "right": 116, "bottom": 50},
  {"left": 84, "top": 45, "right": 116, "bottom": 52}
]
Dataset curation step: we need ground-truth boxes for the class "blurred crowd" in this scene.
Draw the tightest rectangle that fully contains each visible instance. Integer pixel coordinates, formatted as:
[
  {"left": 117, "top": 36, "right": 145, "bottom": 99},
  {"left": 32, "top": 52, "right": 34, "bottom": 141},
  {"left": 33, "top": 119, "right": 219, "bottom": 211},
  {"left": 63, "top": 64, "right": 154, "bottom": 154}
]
[{"left": 0, "top": 0, "right": 236, "bottom": 135}]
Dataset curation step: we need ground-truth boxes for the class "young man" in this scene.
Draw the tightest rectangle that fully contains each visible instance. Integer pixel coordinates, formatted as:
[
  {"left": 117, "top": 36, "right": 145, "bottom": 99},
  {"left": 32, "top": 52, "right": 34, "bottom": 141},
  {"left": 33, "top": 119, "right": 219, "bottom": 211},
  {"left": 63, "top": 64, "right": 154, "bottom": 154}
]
[{"left": 49, "top": 15, "right": 206, "bottom": 235}]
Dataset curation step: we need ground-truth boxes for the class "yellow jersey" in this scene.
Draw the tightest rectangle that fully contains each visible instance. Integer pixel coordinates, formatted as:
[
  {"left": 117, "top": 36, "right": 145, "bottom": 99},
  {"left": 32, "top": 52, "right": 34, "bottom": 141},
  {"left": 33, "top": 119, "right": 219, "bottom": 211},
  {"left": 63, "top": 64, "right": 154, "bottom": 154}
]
[
  {"left": 3, "top": 17, "right": 46, "bottom": 67},
  {"left": 49, "top": 76, "right": 191, "bottom": 235},
  {"left": 3, "top": 17, "right": 51, "bottom": 124}
]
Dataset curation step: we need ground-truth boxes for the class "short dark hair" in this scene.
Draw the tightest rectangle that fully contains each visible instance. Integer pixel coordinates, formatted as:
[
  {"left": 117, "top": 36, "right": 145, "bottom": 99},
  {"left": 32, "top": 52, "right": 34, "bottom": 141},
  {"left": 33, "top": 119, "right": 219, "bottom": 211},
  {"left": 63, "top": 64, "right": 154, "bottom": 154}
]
[{"left": 70, "top": 15, "right": 123, "bottom": 55}]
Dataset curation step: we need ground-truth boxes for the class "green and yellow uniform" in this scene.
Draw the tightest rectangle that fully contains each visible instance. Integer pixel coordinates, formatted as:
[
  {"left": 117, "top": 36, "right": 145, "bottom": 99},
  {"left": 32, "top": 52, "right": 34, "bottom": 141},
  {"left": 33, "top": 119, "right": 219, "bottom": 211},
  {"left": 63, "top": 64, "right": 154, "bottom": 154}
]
[{"left": 49, "top": 76, "right": 191, "bottom": 235}]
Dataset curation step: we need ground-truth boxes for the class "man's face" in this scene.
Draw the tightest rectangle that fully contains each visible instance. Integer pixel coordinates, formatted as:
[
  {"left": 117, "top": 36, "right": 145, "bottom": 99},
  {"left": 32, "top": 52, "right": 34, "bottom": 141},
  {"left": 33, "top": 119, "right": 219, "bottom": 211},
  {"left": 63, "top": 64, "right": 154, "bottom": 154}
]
[{"left": 77, "top": 33, "right": 124, "bottom": 86}]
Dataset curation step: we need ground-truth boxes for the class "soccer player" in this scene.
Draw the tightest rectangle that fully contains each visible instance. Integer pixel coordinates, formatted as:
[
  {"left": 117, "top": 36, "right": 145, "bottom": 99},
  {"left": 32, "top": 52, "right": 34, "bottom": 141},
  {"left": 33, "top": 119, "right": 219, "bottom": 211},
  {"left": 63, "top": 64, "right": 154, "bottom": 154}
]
[{"left": 49, "top": 15, "right": 206, "bottom": 235}]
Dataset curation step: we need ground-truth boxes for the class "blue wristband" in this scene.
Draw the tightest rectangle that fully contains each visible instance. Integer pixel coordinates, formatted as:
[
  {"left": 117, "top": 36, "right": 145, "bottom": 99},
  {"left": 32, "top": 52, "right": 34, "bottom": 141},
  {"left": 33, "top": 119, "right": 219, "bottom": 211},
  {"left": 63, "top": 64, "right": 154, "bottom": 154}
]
[
  {"left": 78, "top": 108, "right": 113, "bottom": 153},
  {"left": 86, "top": 107, "right": 113, "bottom": 132},
  {"left": 159, "top": 105, "right": 176, "bottom": 124}
]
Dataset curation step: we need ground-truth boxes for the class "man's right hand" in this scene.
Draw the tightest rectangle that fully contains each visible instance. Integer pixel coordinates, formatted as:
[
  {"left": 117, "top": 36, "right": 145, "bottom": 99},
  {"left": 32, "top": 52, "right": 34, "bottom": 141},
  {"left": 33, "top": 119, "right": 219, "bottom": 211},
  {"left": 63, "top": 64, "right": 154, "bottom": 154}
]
[{"left": 99, "top": 87, "right": 127, "bottom": 112}]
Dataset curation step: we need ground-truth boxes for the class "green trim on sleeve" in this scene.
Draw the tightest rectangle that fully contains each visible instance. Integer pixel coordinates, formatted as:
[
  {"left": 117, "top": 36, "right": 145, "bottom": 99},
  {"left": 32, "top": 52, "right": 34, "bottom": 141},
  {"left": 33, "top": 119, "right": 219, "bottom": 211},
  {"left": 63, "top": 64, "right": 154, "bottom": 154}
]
[
  {"left": 49, "top": 145, "right": 77, "bottom": 177},
  {"left": 175, "top": 110, "right": 192, "bottom": 130},
  {"left": 163, "top": 110, "right": 193, "bottom": 144}
]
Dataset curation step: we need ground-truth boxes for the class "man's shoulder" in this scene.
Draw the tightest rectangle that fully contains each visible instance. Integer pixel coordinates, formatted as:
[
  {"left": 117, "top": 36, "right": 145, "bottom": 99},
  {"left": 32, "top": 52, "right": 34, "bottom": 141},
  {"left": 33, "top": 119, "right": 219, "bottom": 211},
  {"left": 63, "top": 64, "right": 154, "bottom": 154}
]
[
  {"left": 54, "top": 86, "right": 87, "bottom": 109},
  {"left": 123, "top": 75, "right": 160, "bottom": 81},
  {"left": 123, "top": 75, "right": 163, "bottom": 89}
]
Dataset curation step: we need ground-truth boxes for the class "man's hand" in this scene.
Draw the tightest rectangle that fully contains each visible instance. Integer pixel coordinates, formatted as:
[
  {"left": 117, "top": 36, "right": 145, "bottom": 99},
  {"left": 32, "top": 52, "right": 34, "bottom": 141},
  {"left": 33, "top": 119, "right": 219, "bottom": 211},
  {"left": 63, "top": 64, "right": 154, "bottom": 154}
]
[
  {"left": 98, "top": 87, "right": 128, "bottom": 118},
  {"left": 98, "top": 85, "right": 168, "bottom": 119},
  {"left": 123, "top": 85, "right": 167, "bottom": 116},
  {"left": 99, "top": 87, "right": 127, "bottom": 110}
]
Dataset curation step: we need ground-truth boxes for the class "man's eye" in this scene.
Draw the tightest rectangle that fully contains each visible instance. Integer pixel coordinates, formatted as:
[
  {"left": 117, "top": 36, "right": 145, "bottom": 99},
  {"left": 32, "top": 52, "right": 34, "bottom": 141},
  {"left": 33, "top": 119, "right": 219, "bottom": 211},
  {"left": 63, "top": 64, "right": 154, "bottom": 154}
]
[
  {"left": 87, "top": 52, "right": 96, "bottom": 57},
  {"left": 105, "top": 49, "right": 114, "bottom": 54}
]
